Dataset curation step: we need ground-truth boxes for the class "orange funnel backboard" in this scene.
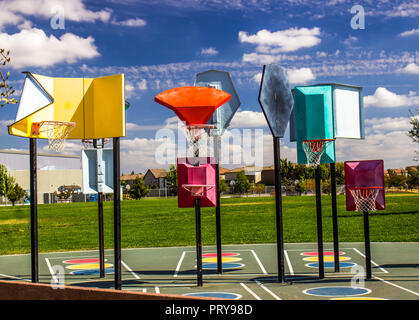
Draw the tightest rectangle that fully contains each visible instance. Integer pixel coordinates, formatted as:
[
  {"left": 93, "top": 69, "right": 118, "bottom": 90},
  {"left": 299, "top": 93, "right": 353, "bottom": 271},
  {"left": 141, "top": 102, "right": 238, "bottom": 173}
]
[{"left": 154, "top": 86, "right": 231, "bottom": 125}]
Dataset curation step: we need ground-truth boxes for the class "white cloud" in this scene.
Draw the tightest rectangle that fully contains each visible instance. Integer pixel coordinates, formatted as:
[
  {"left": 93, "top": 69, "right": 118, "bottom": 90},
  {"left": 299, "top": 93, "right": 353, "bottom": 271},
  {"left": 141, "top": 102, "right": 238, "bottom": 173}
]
[
  {"left": 287, "top": 67, "right": 315, "bottom": 84},
  {"left": 1, "top": 0, "right": 112, "bottom": 25},
  {"left": 364, "top": 116, "right": 413, "bottom": 134},
  {"left": 137, "top": 79, "right": 148, "bottom": 90},
  {"left": 238, "top": 27, "right": 321, "bottom": 53},
  {"left": 252, "top": 72, "right": 262, "bottom": 84},
  {"left": 230, "top": 111, "right": 268, "bottom": 129},
  {"left": 343, "top": 36, "right": 358, "bottom": 46},
  {"left": 0, "top": 28, "right": 99, "bottom": 69},
  {"left": 111, "top": 18, "right": 146, "bottom": 27},
  {"left": 336, "top": 115, "right": 418, "bottom": 168},
  {"left": 364, "top": 87, "right": 419, "bottom": 108},
  {"left": 242, "top": 52, "right": 280, "bottom": 65},
  {"left": 401, "top": 63, "right": 419, "bottom": 74},
  {"left": 201, "top": 47, "right": 219, "bottom": 56},
  {"left": 399, "top": 28, "right": 419, "bottom": 37}
]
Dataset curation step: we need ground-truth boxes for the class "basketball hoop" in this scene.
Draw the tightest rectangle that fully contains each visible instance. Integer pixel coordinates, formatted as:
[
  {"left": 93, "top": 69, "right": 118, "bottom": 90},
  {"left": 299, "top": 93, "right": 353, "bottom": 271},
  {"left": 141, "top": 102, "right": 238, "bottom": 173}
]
[
  {"left": 302, "top": 139, "right": 334, "bottom": 166},
  {"left": 185, "top": 124, "right": 215, "bottom": 142},
  {"left": 31, "top": 121, "right": 76, "bottom": 152},
  {"left": 184, "top": 124, "right": 215, "bottom": 163},
  {"left": 349, "top": 186, "right": 382, "bottom": 212},
  {"left": 182, "top": 184, "right": 215, "bottom": 197}
]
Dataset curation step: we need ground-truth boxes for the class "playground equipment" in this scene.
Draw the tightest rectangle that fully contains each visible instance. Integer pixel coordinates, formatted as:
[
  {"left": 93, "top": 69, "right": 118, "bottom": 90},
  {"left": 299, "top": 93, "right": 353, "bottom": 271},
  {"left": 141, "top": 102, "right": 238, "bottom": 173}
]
[
  {"left": 155, "top": 86, "right": 231, "bottom": 286},
  {"left": 290, "top": 83, "right": 365, "bottom": 277},
  {"left": 257, "top": 64, "right": 294, "bottom": 283},
  {"left": 8, "top": 72, "right": 126, "bottom": 290},
  {"left": 344, "top": 160, "right": 385, "bottom": 279},
  {"left": 194, "top": 70, "right": 241, "bottom": 274}
]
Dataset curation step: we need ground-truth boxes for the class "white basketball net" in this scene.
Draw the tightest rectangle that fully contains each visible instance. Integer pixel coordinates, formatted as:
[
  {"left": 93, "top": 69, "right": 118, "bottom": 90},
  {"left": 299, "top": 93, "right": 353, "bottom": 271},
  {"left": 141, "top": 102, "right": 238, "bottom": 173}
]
[
  {"left": 184, "top": 124, "right": 214, "bottom": 165},
  {"left": 302, "top": 139, "right": 334, "bottom": 166},
  {"left": 349, "top": 187, "right": 380, "bottom": 212},
  {"left": 38, "top": 121, "right": 76, "bottom": 152}
]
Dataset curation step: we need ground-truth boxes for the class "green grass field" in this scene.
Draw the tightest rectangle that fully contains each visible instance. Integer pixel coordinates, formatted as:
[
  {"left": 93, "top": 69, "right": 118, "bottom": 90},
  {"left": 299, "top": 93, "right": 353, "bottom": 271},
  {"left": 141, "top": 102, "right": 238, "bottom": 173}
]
[{"left": 0, "top": 194, "right": 418, "bottom": 255}]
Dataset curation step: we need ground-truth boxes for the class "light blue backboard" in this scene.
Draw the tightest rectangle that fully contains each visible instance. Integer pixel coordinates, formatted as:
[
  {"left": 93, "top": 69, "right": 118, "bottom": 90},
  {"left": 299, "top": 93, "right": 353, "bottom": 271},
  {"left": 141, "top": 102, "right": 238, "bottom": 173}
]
[
  {"left": 82, "top": 149, "right": 114, "bottom": 194},
  {"left": 195, "top": 70, "right": 241, "bottom": 136}
]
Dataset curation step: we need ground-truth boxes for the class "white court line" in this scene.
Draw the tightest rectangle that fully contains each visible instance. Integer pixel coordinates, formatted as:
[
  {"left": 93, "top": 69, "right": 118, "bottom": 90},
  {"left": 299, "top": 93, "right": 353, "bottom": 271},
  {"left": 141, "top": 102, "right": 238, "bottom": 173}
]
[
  {"left": 352, "top": 248, "right": 389, "bottom": 273},
  {"left": 155, "top": 286, "right": 160, "bottom": 294},
  {"left": 121, "top": 260, "right": 141, "bottom": 279},
  {"left": 254, "top": 280, "right": 281, "bottom": 300},
  {"left": 174, "top": 251, "right": 186, "bottom": 277},
  {"left": 251, "top": 250, "right": 267, "bottom": 275},
  {"left": 373, "top": 275, "right": 419, "bottom": 297},
  {"left": 45, "top": 258, "right": 58, "bottom": 284},
  {"left": 240, "top": 283, "right": 262, "bottom": 300},
  {"left": 284, "top": 250, "right": 294, "bottom": 275}
]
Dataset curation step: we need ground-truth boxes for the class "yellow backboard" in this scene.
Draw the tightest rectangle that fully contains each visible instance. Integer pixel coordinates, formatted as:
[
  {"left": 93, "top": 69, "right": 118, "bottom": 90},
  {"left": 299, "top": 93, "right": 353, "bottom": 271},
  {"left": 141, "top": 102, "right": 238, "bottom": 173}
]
[{"left": 8, "top": 72, "right": 126, "bottom": 140}]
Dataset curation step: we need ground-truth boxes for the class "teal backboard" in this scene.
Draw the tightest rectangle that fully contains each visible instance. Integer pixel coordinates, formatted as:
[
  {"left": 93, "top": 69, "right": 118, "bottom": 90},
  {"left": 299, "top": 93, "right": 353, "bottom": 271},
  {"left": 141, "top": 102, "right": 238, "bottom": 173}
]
[{"left": 290, "top": 83, "right": 364, "bottom": 164}]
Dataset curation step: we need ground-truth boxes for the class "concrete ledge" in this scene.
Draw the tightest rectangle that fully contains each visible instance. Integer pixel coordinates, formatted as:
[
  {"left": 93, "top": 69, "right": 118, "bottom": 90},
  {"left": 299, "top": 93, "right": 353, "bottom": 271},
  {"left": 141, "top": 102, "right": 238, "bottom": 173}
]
[{"left": 0, "top": 280, "right": 220, "bottom": 300}]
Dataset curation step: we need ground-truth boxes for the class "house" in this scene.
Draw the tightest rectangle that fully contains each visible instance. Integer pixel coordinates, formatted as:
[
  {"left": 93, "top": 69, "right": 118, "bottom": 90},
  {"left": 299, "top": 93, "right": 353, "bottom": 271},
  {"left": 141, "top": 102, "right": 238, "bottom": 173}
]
[
  {"left": 261, "top": 165, "right": 275, "bottom": 186},
  {"left": 120, "top": 173, "right": 144, "bottom": 189},
  {"left": 224, "top": 166, "right": 262, "bottom": 184},
  {"left": 219, "top": 167, "right": 229, "bottom": 180},
  {"left": 143, "top": 169, "right": 168, "bottom": 188},
  {"left": 384, "top": 169, "right": 408, "bottom": 177}
]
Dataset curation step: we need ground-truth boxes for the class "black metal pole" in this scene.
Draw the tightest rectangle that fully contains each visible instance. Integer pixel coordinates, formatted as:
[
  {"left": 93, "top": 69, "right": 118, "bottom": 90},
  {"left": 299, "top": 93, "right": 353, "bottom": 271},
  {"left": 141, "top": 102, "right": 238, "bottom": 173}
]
[
  {"left": 273, "top": 136, "right": 285, "bottom": 283},
  {"left": 29, "top": 138, "right": 38, "bottom": 283},
  {"left": 330, "top": 163, "right": 340, "bottom": 272},
  {"left": 195, "top": 197, "right": 203, "bottom": 287},
  {"left": 315, "top": 165, "right": 324, "bottom": 279},
  {"left": 113, "top": 137, "right": 122, "bottom": 290},
  {"left": 98, "top": 192, "right": 105, "bottom": 278},
  {"left": 363, "top": 209, "right": 372, "bottom": 280},
  {"left": 215, "top": 162, "right": 222, "bottom": 274}
]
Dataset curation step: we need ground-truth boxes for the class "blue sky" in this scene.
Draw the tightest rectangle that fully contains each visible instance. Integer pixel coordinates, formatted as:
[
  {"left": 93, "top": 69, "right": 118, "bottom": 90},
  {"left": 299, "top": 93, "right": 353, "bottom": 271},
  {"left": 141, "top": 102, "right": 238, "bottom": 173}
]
[{"left": 0, "top": 0, "right": 418, "bottom": 173}]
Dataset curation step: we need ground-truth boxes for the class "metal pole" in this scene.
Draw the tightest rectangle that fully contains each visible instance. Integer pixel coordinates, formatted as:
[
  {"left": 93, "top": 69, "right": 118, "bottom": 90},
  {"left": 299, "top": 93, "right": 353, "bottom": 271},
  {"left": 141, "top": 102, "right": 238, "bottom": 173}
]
[
  {"left": 98, "top": 191, "right": 105, "bottom": 278},
  {"left": 95, "top": 139, "right": 106, "bottom": 278},
  {"left": 113, "top": 137, "right": 122, "bottom": 290},
  {"left": 29, "top": 138, "right": 38, "bottom": 283},
  {"left": 315, "top": 165, "right": 324, "bottom": 279},
  {"left": 330, "top": 163, "right": 340, "bottom": 272},
  {"left": 273, "top": 136, "right": 285, "bottom": 283},
  {"left": 363, "top": 209, "right": 372, "bottom": 279},
  {"left": 214, "top": 135, "right": 222, "bottom": 274},
  {"left": 195, "top": 197, "right": 203, "bottom": 287}
]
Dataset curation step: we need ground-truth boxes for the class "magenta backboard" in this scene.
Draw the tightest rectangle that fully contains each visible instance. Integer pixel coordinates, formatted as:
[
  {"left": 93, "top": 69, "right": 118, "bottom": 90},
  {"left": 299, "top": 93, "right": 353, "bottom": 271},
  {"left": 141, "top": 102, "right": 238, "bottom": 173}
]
[
  {"left": 344, "top": 160, "right": 385, "bottom": 211},
  {"left": 177, "top": 157, "right": 216, "bottom": 208}
]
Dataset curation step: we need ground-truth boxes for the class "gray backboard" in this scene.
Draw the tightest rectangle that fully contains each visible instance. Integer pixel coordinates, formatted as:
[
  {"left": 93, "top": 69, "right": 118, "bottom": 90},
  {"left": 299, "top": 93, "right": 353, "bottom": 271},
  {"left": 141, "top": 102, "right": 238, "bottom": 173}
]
[
  {"left": 258, "top": 64, "right": 294, "bottom": 138},
  {"left": 195, "top": 70, "right": 241, "bottom": 136}
]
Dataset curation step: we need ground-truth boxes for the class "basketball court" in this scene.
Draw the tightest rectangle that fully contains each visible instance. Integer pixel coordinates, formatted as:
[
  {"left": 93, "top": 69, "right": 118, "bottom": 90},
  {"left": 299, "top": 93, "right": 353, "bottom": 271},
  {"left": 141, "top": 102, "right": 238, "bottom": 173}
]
[{"left": 0, "top": 243, "right": 417, "bottom": 300}]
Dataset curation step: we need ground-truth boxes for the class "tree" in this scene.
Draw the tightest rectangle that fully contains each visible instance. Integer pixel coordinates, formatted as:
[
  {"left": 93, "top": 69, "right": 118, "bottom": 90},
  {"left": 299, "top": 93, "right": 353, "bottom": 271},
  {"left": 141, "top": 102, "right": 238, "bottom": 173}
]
[
  {"left": 0, "top": 164, "right": 15, "bottom": 198},
  {"left": 129, "top": 177, "right": 149, "bottom": 200},
  {"left": 0, "top": 49, "right": 18, "bottom": 107},
  {"left": 295, "top": 179, "right": 307, "bottom": 194},
  {"left": 407, "top": 109, "right": 419, "bottom": 161},
  {"left": 406, "top": 166, "right": 419, "bottom": 189},
  {"left": 7, "top": 183, "right": 24, "bottom": 206},
  {"left": 233, "top": 171, "right": 251, "bottom": 194},
  {"left": 166, "top": 164, "right": 178, "bottom": 195},
  {"left": 385, "top": 169, "right": 407, "bottom": 189},
  {"left": 219, "top": 178, "right": 229, "bottom": 193},
  {"left": 254, "top": 183, "right": 266, "bottom": 195}
]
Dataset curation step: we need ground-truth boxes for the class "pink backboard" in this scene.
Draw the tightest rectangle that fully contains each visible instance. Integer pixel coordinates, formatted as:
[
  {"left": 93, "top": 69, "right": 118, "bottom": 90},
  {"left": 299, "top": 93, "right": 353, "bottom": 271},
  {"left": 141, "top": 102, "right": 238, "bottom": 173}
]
[
  {"left": 177, "top": 157, "right": 217, "bottom": 208},
  {"left": 344, "top": 160, "right": 385, "bottom": 211}
]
